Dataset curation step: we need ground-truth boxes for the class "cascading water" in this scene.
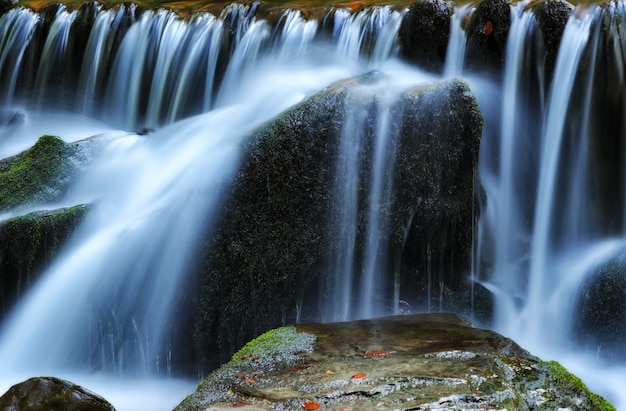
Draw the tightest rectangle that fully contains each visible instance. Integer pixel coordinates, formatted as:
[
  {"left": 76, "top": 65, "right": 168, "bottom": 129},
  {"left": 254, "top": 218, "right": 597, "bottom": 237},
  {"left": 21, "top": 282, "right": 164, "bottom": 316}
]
[
  {"left": 475, "top": 2, "right": 626, "bottom": 409},
  {"left": 2, "top": 0, "right": 626, "bottom": 409},
  {"left": 0, "top": 2, "right": 433, "bottom": 408}
]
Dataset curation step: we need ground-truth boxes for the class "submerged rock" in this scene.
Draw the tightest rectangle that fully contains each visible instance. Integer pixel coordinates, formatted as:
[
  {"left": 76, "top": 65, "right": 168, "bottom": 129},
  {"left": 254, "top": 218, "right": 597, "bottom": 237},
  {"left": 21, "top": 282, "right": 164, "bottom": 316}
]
[
  {"left": 0, "top": 376, "right": 115, "bottom": 411},
  {"left": 177, "top": 313, "right": 614, "bottom": 410}
]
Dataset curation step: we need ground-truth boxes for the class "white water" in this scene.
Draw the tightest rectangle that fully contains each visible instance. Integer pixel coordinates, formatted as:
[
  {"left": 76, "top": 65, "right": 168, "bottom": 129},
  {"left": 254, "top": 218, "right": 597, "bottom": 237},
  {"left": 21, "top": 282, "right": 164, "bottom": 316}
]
[
  {"left": 3, "top": 1, "right": 626, "bottom": 409},
  {"left": 0, "top": 3, "right": 434, "bottom": 409},
  {"left": 476, "top": 3, "right": 626, "bottom": 409}
]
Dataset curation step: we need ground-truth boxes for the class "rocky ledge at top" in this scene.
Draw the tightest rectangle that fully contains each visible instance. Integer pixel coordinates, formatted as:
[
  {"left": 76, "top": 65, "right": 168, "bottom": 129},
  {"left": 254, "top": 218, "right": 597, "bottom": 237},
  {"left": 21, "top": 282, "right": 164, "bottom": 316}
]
[{"left": 176, "top": 313, "right": 615, "bottom": 411}]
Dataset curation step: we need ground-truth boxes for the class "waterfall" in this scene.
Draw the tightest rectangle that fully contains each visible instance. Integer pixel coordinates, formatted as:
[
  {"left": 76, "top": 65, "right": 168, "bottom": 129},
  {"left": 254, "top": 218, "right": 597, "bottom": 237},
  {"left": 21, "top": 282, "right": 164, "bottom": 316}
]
[
  {"left": 477, "top": 2, "right": 626, "bottom": 409},
  {"left": 2, "top": 0, "right": 626, "bottom": 409},
  {"left": 0, "top": 2, "right": 430, "bottom": 408}
]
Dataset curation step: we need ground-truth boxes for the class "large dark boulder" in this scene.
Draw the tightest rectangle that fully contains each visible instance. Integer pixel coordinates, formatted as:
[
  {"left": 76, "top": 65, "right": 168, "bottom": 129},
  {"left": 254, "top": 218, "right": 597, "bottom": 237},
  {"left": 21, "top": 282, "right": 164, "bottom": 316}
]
[
  {"left": 0, "top": 376, "right": 115, "bottom": 411},
  {"left": 398, "top": 0, "right": 453, "bottom": 73},
  {"left": 192, "top": 77, "right": 485, "bottom": 374}
]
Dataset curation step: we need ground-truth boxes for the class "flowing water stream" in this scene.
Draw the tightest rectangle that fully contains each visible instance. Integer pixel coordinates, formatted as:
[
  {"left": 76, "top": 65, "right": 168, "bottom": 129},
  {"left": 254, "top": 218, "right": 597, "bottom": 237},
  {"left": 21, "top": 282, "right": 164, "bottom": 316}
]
[{"left": 1, "top": 1, "right": 626, "bottom": 409}]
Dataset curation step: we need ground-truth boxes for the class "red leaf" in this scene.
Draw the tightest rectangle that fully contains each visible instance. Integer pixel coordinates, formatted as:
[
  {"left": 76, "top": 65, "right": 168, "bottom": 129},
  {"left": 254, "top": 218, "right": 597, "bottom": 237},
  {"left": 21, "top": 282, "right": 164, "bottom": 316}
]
[
  {"left": 350, "top": 373, "right": 367, "bottom": 380},
  {"left": 483, "top": 21, "right": 493, "bottom": 36},
  {"left": 302, "top": 400, "right": 321, "bottom": 410}
]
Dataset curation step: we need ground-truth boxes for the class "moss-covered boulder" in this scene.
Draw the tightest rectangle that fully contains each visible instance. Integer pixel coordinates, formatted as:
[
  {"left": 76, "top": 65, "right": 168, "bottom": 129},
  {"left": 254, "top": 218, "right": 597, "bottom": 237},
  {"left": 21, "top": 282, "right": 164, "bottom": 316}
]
[
  {"left": 192, "top": 76, "right": 484, "bottom": 374},
  {"left": 0, "top": 135, "right": 80, "bottom": 212},
  {"left": 398, "top": 0, "right": 453, "bottom": 73},
  {"left": 0, "top": 134, "right": 100, "bottom": 319},
  {"left": 0, "top": 376, "right": 115, "bottom": 411},
  {"left": 177, "top": 313, "right": 615, "bottom": 410},
  {"left": 0, "top": 205, "right": 88, "bottom": 318}
]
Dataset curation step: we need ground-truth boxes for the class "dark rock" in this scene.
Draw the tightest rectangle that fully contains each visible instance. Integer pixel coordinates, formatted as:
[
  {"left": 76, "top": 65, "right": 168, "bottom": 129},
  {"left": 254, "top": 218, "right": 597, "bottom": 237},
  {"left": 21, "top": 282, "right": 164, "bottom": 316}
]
[
  {"left": 0, "top": 135, "right": 79, "bottom": 212},
  {"left": 0, "top": 0, "right": 14, "bottom": 16},
  {"left": 177, "top": 313, "right": 615, "bottom": 410},
  {"left": 192, "top": 77, "right": 484, "bottom": 375},
  {"left": 464, "top": 0, "right": 512, "bottom": 72},
  {"left": 0, "top": 376, "right": 115, "bottom": 411},
  {"left": 391, "top": 80, "right": 483, "bottom": 314},
  {"left": 7, "top": 110, "right": 25, "bottom": 127},
  {"left": 398, "top": 0, "right": 453, "bottom": 73},
  {"left": 575, "top": 254, "right": 626, "bottom": 361},
  {"left": 0, "top": 206, "right": 88, "bottom": 320},
  {"left": 0, "top": 135, "right": 100, "bottom": 213},
  {"left": 530, "top": 0, "right": 574, "bottom": 87},
  {"left": 136, "top": 127, "right": 155, "bottom": 135}
]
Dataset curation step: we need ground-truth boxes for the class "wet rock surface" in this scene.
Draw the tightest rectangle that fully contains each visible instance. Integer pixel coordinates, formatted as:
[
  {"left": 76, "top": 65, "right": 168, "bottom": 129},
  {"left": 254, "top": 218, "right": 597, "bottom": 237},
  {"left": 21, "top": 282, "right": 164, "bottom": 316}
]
[
  {"left": 0, "top": 376, "right": 115, "bottom": 411},
  {"left": 177, "top": 313, "right": 614, "bottom": 410}
]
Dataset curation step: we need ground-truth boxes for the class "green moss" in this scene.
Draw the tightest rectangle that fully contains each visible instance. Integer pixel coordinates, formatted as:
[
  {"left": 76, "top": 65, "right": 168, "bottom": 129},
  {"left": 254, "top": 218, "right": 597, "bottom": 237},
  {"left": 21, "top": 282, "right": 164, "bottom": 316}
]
[
  {"left": 231, "top": 326, "right": 314, "bottom": 361},
  {"left": 0, "top": 135, "right": 79, "bottom": 212},
  {"left": 543, "top": 360, "right": 616, "bottom": 411},
  {"left": 0, "top": 205, "right": 88, "bottom": 315}
]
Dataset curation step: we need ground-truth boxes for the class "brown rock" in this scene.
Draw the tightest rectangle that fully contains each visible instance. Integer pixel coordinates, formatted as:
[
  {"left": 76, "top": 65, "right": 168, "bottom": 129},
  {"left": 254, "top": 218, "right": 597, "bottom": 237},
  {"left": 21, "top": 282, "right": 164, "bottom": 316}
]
[{"left": 0, "top": 376, "right": 115, "bottom": 411}]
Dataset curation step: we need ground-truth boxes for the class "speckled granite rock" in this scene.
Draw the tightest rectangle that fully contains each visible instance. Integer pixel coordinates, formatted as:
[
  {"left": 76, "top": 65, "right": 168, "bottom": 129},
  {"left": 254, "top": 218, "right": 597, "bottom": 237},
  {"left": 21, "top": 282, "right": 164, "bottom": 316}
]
[{"left": 176, "top": 313, "right": 614, "bottom": 411}]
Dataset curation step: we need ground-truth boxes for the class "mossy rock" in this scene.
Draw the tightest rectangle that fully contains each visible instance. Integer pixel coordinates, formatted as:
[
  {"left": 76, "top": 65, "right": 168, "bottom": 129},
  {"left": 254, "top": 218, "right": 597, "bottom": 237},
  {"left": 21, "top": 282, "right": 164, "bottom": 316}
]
[
  {"left": 192, "top": 77, "right": 484, "bottom": 375},
  {"left": 540, "top": 360, "right": 616, "bottom": 410},
  {"left": 0, "top": 205, "right": 88, "bottom": 318},
  {"left": 0, "top": 135, "right": 79, "bottom": 212},
  {"left": 178, "top": 314, "right": 615, "bottom": 410}
]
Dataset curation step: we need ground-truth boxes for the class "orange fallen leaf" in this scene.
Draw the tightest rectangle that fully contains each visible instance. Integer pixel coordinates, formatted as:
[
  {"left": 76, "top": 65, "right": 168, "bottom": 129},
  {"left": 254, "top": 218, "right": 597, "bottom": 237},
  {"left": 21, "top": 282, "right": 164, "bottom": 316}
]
[
  {"left": 351, "top": 373, "right": 367, "bottom": 380},
  {"left": 302, "top": 400, "right": 321, "bottom": 410},
  {"left": 483, "top": 20, "right": 493, "bottom": 36},
  {"left": 325, "top": 370, "right": 335, "bottom": 375}
]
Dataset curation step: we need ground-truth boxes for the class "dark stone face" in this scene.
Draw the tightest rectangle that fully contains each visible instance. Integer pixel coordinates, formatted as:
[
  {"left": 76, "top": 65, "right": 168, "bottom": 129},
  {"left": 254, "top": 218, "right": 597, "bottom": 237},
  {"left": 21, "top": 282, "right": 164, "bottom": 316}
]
[
  {"left": 575, "top": 255, "right": 626, "bottom": 361},
  {"left": 398, "top": 0, "right": 453, "bottom": 73},
  {"left": 464, "top": 0, "right": 512, "bottom": 73}
]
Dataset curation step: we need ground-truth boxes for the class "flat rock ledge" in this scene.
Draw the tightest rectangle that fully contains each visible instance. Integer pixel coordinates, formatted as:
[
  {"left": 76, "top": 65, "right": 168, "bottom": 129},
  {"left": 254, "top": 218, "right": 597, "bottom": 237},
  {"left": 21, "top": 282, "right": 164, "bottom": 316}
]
[{"left": 176, "top": 313, "right": 614, "bottom": 411}]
